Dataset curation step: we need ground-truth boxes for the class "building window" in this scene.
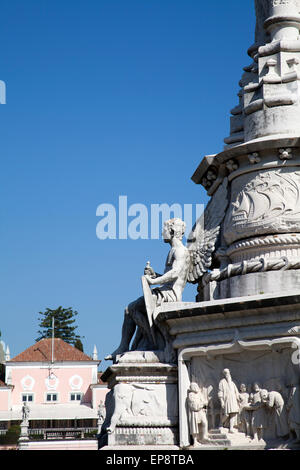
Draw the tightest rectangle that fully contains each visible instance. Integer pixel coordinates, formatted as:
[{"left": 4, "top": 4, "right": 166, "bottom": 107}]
[
  {"left": 22, "top": 393, "right": 34, "bottom": 403},
  {"left": 70, "top": 392, "right": 82, "bottom": 402},
  {"left": 46, "top": 393, "right": 58, "bottom": 402}
]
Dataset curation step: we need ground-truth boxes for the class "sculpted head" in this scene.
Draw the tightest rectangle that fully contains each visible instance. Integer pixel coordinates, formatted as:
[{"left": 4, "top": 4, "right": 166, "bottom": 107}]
[
  {"left": 260, "top": 389, "right": 269, "bottom": 402},
  {"left": 162, "top": 218, "right": 186, "bottom": 243},
  {"left": 223, "top": 368, "right": 231, "bottom": 380},
  {"left": 189, "top": 382, "right": 200, "bottom": 393}
]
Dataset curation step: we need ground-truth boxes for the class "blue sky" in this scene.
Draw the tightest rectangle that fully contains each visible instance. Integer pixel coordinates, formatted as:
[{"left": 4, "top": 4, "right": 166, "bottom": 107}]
[{"left": 0, "top": 0, "right": 256, "bottom": 366}]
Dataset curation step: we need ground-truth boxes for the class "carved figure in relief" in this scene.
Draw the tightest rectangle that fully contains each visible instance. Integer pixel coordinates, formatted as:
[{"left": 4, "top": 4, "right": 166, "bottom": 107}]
[
  {"left": 238, "top": 383, "right": 251, "bottom": 436},
  {"left": 231, "top": 171, "right": 300, "bottom": 225},
  {"left": 247, "top": 383, "right": 269, "bottom": 442},
  {"left": 107, "top": 383, "right": 159, "bottom": 434},
  {"left": 224, "top": 169, "right": 300, "bottom": 245},
  {"left": 206, "top": 384, "right": 216, "bottom": 431},
  {"left": 286, "top": 380, "right": 300, "bottom": 442},
  {"left": 187, "top": 382, "right": 209, "bottom": 447},
  {"left": 260, "top": 389, "right": 289, "bottom": 438},
  {"left": 218, "top": 369, "right": 240, "bottom": 433}
]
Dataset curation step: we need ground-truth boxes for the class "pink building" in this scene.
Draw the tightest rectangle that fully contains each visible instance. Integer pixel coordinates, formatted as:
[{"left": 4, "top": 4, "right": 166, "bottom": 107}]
[{"left": 0, "top": 338, "right": 108, "bottom": 437}]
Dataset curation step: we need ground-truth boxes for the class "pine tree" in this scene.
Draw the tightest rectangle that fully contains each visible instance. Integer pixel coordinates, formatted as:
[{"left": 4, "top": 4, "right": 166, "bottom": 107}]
[
  {"left": 36, "top": 306, "right": 83, "bottom": 346},
  {"left": 74, "top": 338, "right": 84, "bottom": 352}
]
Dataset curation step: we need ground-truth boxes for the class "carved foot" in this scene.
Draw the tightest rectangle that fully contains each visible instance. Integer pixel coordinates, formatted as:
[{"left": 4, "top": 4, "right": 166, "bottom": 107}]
[
  {"left": 192, "top": 441, "right": 202, "bottom": 448},
  {"left": 200, "top": 438, "right": 210, "bottom": 445},
  {"left": 104, "top": 346, "right": 127, "bottom": 361}
]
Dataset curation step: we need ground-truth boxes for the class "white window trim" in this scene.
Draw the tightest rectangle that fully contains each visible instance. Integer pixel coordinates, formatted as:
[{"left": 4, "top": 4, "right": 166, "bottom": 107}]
[
  {"left": 69, "top": 391, "right": 83, "bottom": 403},
  {"left": 21, "top": 392, "right": 34, "bottom": 403},
  {"left": 45, "top": 392, "right": 59, "bottom": 403}
]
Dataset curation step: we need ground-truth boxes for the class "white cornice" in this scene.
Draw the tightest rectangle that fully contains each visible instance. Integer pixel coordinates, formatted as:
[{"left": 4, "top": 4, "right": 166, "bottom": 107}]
[{"left": 6, "top": 361, "right": 99, "bottom": 368}]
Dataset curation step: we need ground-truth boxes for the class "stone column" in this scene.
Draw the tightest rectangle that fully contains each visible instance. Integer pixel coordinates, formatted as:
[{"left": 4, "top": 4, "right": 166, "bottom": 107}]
[{"left": 192, "top": 0, "right": 300, "bottom": 300}]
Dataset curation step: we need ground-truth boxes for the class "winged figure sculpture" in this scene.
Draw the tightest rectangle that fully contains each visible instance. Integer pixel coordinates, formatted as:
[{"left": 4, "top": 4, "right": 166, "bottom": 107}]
[{"left": 187, "top": 177, "right": 229, "bottom": 284}]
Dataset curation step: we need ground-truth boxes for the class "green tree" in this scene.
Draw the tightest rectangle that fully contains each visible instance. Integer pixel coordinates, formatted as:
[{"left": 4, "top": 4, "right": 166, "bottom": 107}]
[
  {"left": 74, "top": 338, "right": 84, "bottom": 352},
  {"left": 36, "top": 306, "right": 83, "bottom": 346}
]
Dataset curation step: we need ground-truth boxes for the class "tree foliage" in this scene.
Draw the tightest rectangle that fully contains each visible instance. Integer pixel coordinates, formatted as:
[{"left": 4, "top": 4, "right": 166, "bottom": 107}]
[
  {"left": 36, "top": 306, "right": 83, "bottom": 347},
  {"left": 74, "top": 338, "right": 84, "bottom": 352}
]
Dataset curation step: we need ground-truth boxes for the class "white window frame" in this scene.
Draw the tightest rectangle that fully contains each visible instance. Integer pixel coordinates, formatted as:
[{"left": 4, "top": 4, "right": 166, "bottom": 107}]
[
  {"left": 21, "top": 393, "right": 34, "bottom": 403},
  {"left": 69, "top": 392, "right": 83, "bottom": 402},
  {"left": 45, "top": 392, "right": 59, "bottom": 403}
]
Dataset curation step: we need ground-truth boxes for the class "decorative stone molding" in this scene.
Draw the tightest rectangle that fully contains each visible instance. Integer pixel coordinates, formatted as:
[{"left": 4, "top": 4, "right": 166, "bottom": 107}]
[
  {"left": 45, "top": 374, "right": 59, "bottom": 391},
  {"left": 225, "top": 159, "right": 239, "bottom": 173},
  {"left": 201, "top": 168, "right": 218, "bottom": 190},
  {"left": 21, "top": 375, "right": 35, "bottom": 392},
  {"left": 248, "top": 152, "right": 261, "bottom": 164},
  {"left": 69, "top": 375, "right": 83, "bottom": 391},
  {"left": 227, "top": 233, "right": 300, "bottom": 263},
  {"left": 263, "top": 58, "right": 280, "bottom": 83},
  {"left": 109, "top": 426, "right": 178, "bottom": 446},
  {"left": 202, "top": 256, "right": 300, "bottom": 287},
  {"left": 279, "top": 148, "right": 293, "bottom": 160}
]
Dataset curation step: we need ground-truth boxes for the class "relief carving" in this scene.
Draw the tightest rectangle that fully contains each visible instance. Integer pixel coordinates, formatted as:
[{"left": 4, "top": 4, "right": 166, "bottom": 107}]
[
  {"left": 185, "top": 347, "right": 300, "bottom": 447},
  {"left": 224, "top": 168, "right": 300, "bottom": 244}
]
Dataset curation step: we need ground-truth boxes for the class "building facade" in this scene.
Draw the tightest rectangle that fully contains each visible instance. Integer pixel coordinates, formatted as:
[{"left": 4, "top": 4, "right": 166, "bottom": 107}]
[{"left": 0, "top": 338, "right": 108, "bottom": 437}]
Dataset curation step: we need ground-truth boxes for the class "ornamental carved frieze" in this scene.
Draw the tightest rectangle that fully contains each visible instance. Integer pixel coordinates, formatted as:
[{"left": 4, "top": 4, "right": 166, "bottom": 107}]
[{"left": 223, "top": 167, "right": 300, "bottom": 245}]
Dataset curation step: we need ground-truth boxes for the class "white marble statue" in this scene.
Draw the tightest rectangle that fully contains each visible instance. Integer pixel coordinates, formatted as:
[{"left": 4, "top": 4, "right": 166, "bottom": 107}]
[
  {"left": 105, "top": 218, "right": 190, "bottom": 362},
  {"left": 105, "top": 179, "right": 229, "bottom": 363},
  {"left": 218, "top": 369, "right": 240, "bottom": 433},
  {"left": 22, "top": 402, "right": 30, "bottom": 426},
  {"left": 187, "top": 382, "right": 209, "bottom": 447},
  {"left": 97, "top": 400, "right": 106, "bottom": 434}
]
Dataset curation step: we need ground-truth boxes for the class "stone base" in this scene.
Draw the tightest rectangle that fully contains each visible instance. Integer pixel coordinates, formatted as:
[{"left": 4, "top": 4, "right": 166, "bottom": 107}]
[
  {"left": 100, "top": 354, "right": 179, "bottom": 449},
  {"left": 156, "top": 291, "right": 300, "bottom": 449},
  {"left": 101, "top": 445, "right": 180, "bottom": 450},
  {"left": 108, "top": 426, "right": 178, "bottom": 447}
]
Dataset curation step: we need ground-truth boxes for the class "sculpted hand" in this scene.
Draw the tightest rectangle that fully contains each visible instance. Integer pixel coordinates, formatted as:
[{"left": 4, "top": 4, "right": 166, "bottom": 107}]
[
  {"left": 144, "top": 262, "right": 156, "bottom": 278},
  {"left": 144, "top": 275, "right": 155, "bottom": 285}
]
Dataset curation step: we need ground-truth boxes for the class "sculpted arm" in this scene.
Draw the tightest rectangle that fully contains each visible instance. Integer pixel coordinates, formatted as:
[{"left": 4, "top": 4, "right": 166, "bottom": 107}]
[{"left": 146, "top": 248, "right": 187, "bottom": 286}]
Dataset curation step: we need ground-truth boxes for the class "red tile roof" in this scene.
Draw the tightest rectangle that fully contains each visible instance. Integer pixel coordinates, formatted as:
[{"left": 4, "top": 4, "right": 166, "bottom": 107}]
[{"left": 10, "top": 338, "right": 96, "bottom": 363}]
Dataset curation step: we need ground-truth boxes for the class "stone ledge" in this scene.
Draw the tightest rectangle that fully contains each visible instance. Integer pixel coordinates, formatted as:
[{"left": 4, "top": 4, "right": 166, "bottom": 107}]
[{"left": 155, "top": 290, "right": 300, "bottom": 323}]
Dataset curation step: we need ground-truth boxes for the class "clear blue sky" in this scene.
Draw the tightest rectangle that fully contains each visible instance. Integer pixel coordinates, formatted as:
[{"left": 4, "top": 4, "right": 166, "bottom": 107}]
[{"left": 0, "top": 0, "right": 256, "bottom": 366}]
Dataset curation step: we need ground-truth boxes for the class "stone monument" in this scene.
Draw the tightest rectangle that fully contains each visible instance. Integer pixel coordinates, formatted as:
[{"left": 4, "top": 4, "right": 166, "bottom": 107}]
[
  {"left": 101, "top": 0, "right": 300, "bottom": 449},
  {"left": 18, "top": 402, "right": 30, "bottom": 450}
]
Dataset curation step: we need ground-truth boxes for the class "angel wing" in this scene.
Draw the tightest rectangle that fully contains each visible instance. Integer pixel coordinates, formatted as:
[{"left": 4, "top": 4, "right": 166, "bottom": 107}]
[{"left": 187, "top": 177, "right": 229, "bottom": 284}]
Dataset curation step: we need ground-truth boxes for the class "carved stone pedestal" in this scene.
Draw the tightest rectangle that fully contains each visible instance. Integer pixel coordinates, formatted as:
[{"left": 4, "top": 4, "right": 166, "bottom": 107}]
[
  {"left": 18, "top": 422, "right": 30, "bottom": 450},
  {"left": 155, "top": 291, "right": 300, "bottom": 450},
  {"left": 100, "top": 353, "right": 179, "bottom": 448}
]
